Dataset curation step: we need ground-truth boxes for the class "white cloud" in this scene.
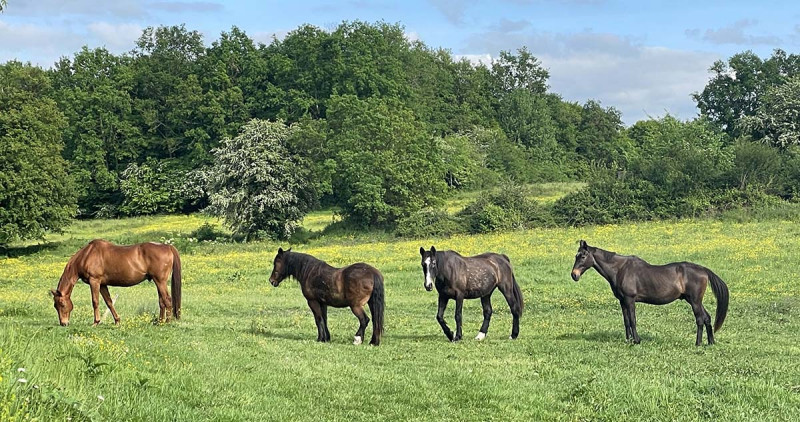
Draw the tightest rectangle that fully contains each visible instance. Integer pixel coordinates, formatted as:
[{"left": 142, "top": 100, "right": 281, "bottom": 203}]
[
  {"left": 87, "top": 22, "right": 143, "bottom": 52},
  {"left": 462, "top": 27, "right": 717, "bottom": 124},
  {"left": 0, "top": 20, "right": 84, "bottom": 66},
  {"left": 686, "top": 19, "right": 782, "bottom": 46}
]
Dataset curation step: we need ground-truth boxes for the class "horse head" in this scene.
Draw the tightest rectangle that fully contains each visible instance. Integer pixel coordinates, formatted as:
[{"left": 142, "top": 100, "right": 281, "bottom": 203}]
[
  {"left": 571, "top": 240, "right": 595, "bottom": 282},
  {"left": 269, "top": 247, "right": 292, "bottom": 287},
  {"left": 50, "top": 289, "right": 73, "bottom": 326},
  {"left": 419, "top": 246, "right": 438, "bottom": 291}
]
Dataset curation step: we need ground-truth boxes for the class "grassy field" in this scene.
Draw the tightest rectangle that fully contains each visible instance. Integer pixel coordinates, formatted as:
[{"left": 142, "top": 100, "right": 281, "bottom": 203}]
[{"left": 1, "top": 205, "right": 800, "bottom": 420}]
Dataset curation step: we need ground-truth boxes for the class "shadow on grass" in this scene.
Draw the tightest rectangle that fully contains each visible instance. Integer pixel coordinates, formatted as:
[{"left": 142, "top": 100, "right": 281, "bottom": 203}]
[
  {"left": 556, "top": 330, "right": 625, "bottom": 343},
  {"left": 2, "top": 241, "right": 65, "bottom": 258},
  {"left": 249, "top": 327, "right": 309, "bottom": 341}
]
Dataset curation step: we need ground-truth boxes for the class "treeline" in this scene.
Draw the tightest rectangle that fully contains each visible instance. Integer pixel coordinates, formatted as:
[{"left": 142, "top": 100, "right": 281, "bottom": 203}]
[{"left": 2, "top": 21, "right": 800, "bottom": 244}]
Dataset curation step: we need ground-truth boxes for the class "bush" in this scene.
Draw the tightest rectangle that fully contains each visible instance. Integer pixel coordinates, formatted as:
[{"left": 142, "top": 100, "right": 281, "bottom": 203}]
[
  {"left": 395, "top": 208, "right": 464, "bottom": 238},
  {"left": 458, "top": 183, "right": 553, "bottom": 233},
  {"left": 118, "top": 159, "right": 184, "bottom": 216},
  {"left": 553, "top": 116, "right": 738, "bottom": 226},
  {"left": 189, "top": 222, "right": 225, "bottom": 242},
  {"left": 207, "top": 119, "right": 316, "bottom": 240}
]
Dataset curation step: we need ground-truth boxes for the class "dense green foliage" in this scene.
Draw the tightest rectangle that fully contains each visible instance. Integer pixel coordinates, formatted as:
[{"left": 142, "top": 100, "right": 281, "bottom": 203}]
[
  {"left": 0, "top": 62, "right": 75, "bottom": 246},
  {"left": 206, "top": 119, "right": 314, "bottom": 240},
  {"left": 3, "top": 20, "right": 800, "bottom": 236}
]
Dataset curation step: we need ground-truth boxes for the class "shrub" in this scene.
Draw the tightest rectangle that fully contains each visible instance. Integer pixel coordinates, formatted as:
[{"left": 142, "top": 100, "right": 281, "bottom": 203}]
[
  {"left": 189, "top": 222, "right": 224, "bottom": 242},
  {"left": 394, "top": 208, "right": 464, "bottom": 238},
  {"left": 207, "top": 119, "right": 315, "bottom": 240},
  {"left": 118, "top": 159, "right": 184, "bottom": 216},
  {"left": 458, "top": 183, "right": 553, "bottom": 233}
]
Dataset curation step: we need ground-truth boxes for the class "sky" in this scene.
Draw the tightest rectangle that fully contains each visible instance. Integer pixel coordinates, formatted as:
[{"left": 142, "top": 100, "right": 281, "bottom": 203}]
[{"left": 1, "top": 0, "right": 799, "bottom": 124}]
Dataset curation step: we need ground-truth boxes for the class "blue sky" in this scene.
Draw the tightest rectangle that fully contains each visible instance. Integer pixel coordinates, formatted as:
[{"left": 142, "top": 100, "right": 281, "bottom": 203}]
[{"left": 2, "top": 0, "right": 799, "bottom": 124}]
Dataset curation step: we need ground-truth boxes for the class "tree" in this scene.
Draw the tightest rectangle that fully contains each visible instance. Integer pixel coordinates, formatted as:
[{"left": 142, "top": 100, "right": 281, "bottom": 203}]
[
  {"left": 0, "top": 62, "right": 76, "bottom": 245},
  {"left": 693, "top": 49, "right": 800, "bottom": 139},
  {"left": 325, "top": 95, "right": 446, "bottom": 226},
  {"left": 50, "top": 47, "right": 140, "bottom": 215},
  {"left": 490, "top": 47, "right": 550, "bottom": 97},
  {"left": 207, "top": 119, "right": 314, "bottom": 239},
  {"left": 576, "top": 100, "right": 629, "bottom": 167},
  {"left": 741, "top": 75, "right": 800, "bottom": 148}
]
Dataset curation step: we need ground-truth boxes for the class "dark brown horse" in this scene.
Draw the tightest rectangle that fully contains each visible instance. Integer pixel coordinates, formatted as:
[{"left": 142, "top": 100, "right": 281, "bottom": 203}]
[
  {"left": 268, "top": 248, "right": 385, "bottom": 346},
  {"left": 51, "top": 239, "right": 182, "bottom": 326},
  {"left": 571, "top": 240, "right": 729, "bottom": 345},
  {"left": 420, "top": 246, "right": 523, "bottom": 342}
]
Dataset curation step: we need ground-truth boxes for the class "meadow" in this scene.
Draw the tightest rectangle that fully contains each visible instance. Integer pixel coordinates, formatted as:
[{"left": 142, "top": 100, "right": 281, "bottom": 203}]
[{"left": 1, "top": 202, "right": 800, "bottom": 420}]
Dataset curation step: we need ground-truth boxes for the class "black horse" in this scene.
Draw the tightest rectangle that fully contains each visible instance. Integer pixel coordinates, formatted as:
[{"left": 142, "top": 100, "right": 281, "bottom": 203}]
[
  {"left": 269, "top": 248, "right": 385, "bottom": 346},
  {"left": 420, "top": 246, "right": 523, "bottom": 342},
  {"left": 571, "top": 240, "right": 729, "bottom": 345}
]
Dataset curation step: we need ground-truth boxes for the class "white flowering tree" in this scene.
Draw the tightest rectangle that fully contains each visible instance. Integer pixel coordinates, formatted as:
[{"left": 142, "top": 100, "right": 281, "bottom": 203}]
[{"left": 207, "top": 119, "right": 314, "bottom": 240}]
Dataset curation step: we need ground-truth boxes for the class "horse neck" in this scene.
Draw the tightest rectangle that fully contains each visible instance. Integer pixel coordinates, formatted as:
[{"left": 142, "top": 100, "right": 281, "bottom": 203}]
[
  {"left": 436, "top": 251, "right": 460, "bottom": 282},
  {"left": 56, "top": 251, "right": 82, "bottom": 297},
  {"left": 591, "top": 248, "right": 624, "bottom": 286},
  {"left": 286, "top": 252, "right": 334, "bottom": 283}
]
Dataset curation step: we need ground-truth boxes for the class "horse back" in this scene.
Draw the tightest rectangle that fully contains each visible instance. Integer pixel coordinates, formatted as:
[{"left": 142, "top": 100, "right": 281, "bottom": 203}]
[
  {"left": 80, "top": 240, "right": 173, "bottom": 285},
  {"left": 445, "top": 252, "right": 511, "bottom": 299}
]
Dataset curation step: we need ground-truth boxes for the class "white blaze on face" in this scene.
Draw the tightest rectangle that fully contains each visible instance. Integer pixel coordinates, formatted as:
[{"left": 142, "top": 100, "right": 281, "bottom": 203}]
[{"left": 424, "top": 257, "right": 434, "bottom": 289}]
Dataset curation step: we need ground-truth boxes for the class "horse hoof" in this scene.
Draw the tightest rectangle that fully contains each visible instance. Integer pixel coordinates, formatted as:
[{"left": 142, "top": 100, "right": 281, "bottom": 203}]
[
  {"left": 475, "top": 332, "right": 486, "bottom": 341},
  {"left": 353, "top": 336, "right": 362, "bottom": 345}
]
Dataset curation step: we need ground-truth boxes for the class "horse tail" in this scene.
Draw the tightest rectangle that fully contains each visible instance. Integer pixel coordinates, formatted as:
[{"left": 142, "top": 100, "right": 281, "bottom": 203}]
[
  {"left": 368, "top": 272, "right": 385, "bottom": 346},
  {"left": 511, "top": 272, "right": 524, "bottom": 316},
  {"left": 170, "top": 245, "right": 182, "bottom": 320},
  {"left": 707, "top": 270, "right": 728, "bottom": 332}
]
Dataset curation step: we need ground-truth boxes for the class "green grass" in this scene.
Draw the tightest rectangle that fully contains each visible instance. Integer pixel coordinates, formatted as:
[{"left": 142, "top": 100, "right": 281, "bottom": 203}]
[{"left": 2, "top": 211, "right": 799, "bottom": 420}]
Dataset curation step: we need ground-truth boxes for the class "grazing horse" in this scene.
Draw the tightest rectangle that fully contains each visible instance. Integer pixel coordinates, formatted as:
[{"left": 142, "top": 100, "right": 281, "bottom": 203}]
[
  {"left": 268, "top": 248, "right": 385, "bottom": 346},
  {"left": 50, "top": 239, "right": 182, "bottom": 326},
  {"left": 419, "top": 246, "right": 523, "bottom": 342},
  {"left": 571, "top": 240, "right": 729, "bottom": 345}
]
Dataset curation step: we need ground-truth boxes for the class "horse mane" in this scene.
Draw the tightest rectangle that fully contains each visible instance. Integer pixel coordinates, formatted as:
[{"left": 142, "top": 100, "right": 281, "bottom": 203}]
[
  {"left": 56, "top": 243, "right": 91, "bottom": 294},
  {"left": 285, "top": 251, "right": 334, "bottom": 281}
]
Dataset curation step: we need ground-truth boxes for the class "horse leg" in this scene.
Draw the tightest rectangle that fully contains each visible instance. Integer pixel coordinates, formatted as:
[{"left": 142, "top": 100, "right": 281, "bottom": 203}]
[
  {"left": 476, "top": 295, "right": 493, "bottom": 340},
  {"left": 619, "top": 299, "right": 632, "bottom": 341},
  {"left": 436, "top": 295, "right": 454, "bottom": 341},
  {"left": 623, "top": 298, "right": 641, "bottom": 344},
  {"left": 350, "top": 305, "right": 369, "bottom": 345},
  {"left": 498, "top": 284, "right": 521, "bottom": 339},
  {"left": 690, "top": 300, "right": 708, "bottom": 346},
  {"left": 320, "top": 304, "right": 331, "bottom": 342},
  {"left": 703, "top": 308, "right": 714, "bottom": 345},
  {"left": 89, "top": 280, "right": 101, "bottom": 326},
  {"left": 154, "top": 279, "right": 172, "bottom": 323},
  {"left": 99, "top": 285, "right": 120, "bottom": 325},
  {"left": 306, "top": 300, "right": 325, "bottom": 342},
  {"left": 453, "top": 295, "right": 464, "bottom": 342}
]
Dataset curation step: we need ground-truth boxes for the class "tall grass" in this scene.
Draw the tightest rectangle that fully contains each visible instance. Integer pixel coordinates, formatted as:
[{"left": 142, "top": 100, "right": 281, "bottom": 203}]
[{"left": 1, "top": 210, "right": 799, "bottom": 420}]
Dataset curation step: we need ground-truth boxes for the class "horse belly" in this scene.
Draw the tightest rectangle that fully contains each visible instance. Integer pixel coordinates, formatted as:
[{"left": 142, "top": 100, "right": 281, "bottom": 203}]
[{"left": 464, "top": 274, "right": 496, "bottom": 299}]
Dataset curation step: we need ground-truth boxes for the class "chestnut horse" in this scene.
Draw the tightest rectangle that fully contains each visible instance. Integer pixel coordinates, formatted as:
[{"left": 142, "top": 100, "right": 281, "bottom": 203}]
[
  {"left": 571, "top": 240, "right": 729, "bottom": 345},
  {"left": 50, "top": 239, "right": 182, "bottom": 326},
  {"left": 268, "top": 248, "right": 385, "bottom": 346}
]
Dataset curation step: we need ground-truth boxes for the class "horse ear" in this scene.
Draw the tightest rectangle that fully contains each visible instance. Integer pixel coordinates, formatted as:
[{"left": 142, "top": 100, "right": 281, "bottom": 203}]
[
  {"left": 419, "top": 247, "right": 425, "bottom": 256},
  {"left": 278, "top": 247, "right": 284, "bottom": 254},
  {"left": 579, "top": 240, "right": 587, "bottom": 249},
  {"left": 287, "top": 247, "right": 292, "bottom": 253},
  {"left": 430, "top": 246, "right": 436, "bottom": 254},
  {"left": 50, "top": 289, "right": 60, "bottom": 297}
]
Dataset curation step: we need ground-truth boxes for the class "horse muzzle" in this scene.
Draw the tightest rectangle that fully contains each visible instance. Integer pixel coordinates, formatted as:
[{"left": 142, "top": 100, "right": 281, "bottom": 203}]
[
  {"left": 269, "top": 279, "right": 279, "bottom": 287},
  {"left": 424, "top": 283, "right": 433, "bottom": 292},
  {"left": 571, "top": 270, "right": 581, "bottom": 282}
]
